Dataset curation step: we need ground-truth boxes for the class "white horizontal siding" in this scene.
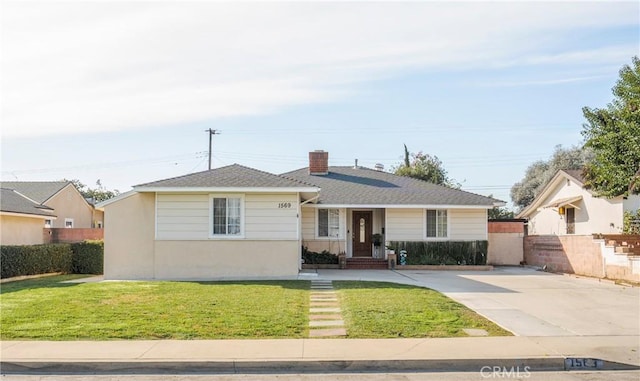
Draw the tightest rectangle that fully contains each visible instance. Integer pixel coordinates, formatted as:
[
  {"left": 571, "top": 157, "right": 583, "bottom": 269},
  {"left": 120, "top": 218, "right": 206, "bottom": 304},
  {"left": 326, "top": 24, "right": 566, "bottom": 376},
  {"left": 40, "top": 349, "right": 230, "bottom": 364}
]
[
  {"left": 244, "top": 194, "right": 298, "bottom": 240},
  {"left": 449, "top": 209, "right": 487, "bottom": 240},
  {"left": 301, "top": 207, "right": 315, "bottom": 240},
  {"left": 156, "top": 192, "right": 299, "bottom": 240},
  {"left": 386, "top": 208, "right": 423, "bottom": 241},
  {"left": 157, "top": 194, "right": 209, "bottom": 240}
]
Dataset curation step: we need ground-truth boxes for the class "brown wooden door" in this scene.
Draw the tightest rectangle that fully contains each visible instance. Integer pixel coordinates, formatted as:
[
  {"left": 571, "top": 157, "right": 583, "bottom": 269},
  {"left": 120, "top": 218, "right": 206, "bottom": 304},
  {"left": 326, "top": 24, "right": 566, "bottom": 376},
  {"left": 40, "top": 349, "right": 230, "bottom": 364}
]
[
  {"left": 566, "top": 207, "right": 575, "bottom": 234},
  {"left": 352, "top": 211, "right": 372, "bottom": 257}
]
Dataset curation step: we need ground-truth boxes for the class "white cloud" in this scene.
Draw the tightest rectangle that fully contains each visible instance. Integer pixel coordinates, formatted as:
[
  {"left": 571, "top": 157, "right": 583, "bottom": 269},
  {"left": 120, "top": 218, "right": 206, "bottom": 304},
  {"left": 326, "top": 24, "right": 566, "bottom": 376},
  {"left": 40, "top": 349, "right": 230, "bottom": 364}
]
[{"left": 1, "top": 1, "right": 638, "bottom": 137}]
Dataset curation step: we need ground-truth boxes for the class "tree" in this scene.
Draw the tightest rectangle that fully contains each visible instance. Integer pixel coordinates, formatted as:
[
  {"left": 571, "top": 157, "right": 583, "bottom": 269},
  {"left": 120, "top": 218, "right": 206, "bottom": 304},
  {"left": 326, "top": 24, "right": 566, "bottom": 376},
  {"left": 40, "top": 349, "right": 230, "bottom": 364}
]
[
  {"left": 393, "top": 145, "right": 458, "bottom": 187},
  {"left": 510, "top": 145, "right": 593, "bottom": 210},
  {"left": 64, "top": 179, "right": 119, "bottom": 203},
  {"left": 582, "top": 56, "right": 640, "bottom": 197}
]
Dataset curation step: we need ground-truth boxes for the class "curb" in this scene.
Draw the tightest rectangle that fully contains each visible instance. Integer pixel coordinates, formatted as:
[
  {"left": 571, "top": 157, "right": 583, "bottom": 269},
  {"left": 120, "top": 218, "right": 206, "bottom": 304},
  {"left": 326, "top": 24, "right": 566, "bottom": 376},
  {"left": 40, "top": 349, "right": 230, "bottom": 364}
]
[{"left": 3, "top": 358, "right": 638, "bottom": 375}]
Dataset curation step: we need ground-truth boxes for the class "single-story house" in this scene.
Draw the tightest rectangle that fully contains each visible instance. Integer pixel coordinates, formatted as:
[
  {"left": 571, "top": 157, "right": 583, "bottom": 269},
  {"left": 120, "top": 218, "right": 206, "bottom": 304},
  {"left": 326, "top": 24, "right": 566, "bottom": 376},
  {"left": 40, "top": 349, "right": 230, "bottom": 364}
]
[
  {"left": 0, "top": 188, "right": 56, "bottom": 245},
  {"left": 0, "top": 181, "right": 103, "bottom": 229},
  {"left": 517, "top": 169, "right": 640, "bottom": 235},
  {"left": 98, "top": 151, "right": 503, "bottom": 280}
]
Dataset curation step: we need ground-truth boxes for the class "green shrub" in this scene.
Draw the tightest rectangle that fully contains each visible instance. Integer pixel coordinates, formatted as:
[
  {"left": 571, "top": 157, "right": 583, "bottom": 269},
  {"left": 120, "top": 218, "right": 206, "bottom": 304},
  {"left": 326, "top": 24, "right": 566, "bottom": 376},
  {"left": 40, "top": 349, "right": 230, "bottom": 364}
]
[
  {"left": 388, "top": 241, "right": 488, "bottom": 265},
  {"left": 71, "top": 240, "right": 104, "bottom": 274},
  {"left": 623, "top": 210, "right": 640, "bottom": 234},
  {"left": 302, "top": 246, "right": 339, "bottom": 264},
  {"left": 0, "top": 244, "right": 73, "bottom": 278}
]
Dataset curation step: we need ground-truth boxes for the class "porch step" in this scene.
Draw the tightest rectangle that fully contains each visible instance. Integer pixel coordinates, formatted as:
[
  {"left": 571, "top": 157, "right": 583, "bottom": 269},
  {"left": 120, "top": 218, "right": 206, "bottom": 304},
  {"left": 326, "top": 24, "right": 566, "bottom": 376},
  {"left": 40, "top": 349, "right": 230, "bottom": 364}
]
[{"left": 346, "top": 258, "right": 388, "bottom": 270}]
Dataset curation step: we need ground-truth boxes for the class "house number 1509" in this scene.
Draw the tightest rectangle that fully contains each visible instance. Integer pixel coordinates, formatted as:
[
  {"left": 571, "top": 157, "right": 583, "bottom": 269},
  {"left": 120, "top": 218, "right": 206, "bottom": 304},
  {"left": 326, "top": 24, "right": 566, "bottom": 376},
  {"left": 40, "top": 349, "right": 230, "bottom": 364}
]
[{"left": 278, "top": 202, "right": 292, "bottom": 208}]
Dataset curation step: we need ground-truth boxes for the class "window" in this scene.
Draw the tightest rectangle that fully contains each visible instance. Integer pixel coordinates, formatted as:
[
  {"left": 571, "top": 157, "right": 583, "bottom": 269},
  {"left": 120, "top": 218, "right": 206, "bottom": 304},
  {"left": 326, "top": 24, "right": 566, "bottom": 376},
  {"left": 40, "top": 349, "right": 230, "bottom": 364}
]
[
  {"left": 318, "top": 209, "right": 340, "bottom": 238},
  {"left": 64, "top": 218, "right": 74, "bottom": 228},
  {"left": 44, "top": 219, "right": 52, "bottom": 228},
  {"left": 211, "top": 197, "right": 242, "bottom": 236},
  {"left": 425, "top": 210, "right": 447, "bottom": 238}
]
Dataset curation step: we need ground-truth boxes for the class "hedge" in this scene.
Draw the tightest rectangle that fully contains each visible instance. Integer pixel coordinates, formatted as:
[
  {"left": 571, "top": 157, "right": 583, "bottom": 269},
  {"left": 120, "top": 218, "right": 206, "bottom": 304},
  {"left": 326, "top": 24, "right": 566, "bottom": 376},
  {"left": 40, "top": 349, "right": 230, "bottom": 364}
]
[
  {"left": 302, "top": 246, "right": 339, "bottom": 264},
  {"left": 1, "top": 241, "right": 104, "bottom": 279},
  {"left": 71, "top": 240, "right": 104, "bottom": 275},
  {"left": 387, "top": 240, "right": 488, "bottom": 265}
]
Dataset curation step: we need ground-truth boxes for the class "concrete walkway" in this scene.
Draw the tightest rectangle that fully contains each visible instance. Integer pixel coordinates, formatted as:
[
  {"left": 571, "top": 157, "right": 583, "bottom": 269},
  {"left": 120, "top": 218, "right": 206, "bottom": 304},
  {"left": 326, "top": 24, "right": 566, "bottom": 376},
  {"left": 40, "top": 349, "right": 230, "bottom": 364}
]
[{"left": 2, "top": 336, "right": 638, "bottom": 374}]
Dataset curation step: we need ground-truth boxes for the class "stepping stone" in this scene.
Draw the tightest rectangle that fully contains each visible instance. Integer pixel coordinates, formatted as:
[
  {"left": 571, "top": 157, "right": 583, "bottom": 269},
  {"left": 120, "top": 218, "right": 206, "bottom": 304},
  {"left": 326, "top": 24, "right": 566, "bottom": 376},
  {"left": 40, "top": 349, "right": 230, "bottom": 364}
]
[
  {"left": 310, "top": 286, "right": 333, "bottom": 289},
  {"left": 309, "top": 328, "right": 347, "bottom": 337},
  {"left": 310, "top": 298, "right": 338, "bottom": 302},
  {"left": 309, "top": 314, "right": 343, "bottom": 320},
  {"left": 311, "top": 304, "right": 339, "bottom": 309},
  {"left": 310, "top": 320, "right": 344, "bottom": 327},
  {"left": 463, "top": 328, "right": 489, "bottom": 337},
  {"left": 310, "top": 307, "right": 341, "bottom": 313}
]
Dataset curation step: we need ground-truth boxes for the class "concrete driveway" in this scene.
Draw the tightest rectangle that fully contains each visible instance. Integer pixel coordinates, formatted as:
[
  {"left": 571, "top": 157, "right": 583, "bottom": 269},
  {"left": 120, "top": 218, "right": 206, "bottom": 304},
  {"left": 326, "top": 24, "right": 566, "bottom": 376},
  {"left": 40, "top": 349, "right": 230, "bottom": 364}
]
[{"left": 313, "top": 267, "right": 640, "bottom": 337}]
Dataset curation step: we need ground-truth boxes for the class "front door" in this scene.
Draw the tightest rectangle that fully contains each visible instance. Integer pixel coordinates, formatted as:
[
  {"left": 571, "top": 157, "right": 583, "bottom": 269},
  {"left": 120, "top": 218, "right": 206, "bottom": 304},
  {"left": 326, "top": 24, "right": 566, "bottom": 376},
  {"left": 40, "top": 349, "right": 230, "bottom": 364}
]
[
  {"left": 352, "top": 211, "right": 372, "bottom": 257},
  {"left": 566, "top": 207, "right": 575, "bottom": 234}
]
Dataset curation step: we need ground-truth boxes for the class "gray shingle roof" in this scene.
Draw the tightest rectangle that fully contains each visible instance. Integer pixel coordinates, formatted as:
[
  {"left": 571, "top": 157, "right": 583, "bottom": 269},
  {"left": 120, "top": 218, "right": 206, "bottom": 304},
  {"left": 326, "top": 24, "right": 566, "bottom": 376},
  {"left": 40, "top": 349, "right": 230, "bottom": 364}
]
[
  {"left": 282, "top": 166, "right": 501, "bottom": 206},
  {"left": 135, "top": 164, "right": 317, "bottom": 189},
  {"left": 562, "top": 169, "right": 585, "bottom": 185},
  {"left": 0, "top": 181, "right": 69, "bottom": 204},
  {"left": 0, "top": 188, "right": 56, "bottom": 217}
]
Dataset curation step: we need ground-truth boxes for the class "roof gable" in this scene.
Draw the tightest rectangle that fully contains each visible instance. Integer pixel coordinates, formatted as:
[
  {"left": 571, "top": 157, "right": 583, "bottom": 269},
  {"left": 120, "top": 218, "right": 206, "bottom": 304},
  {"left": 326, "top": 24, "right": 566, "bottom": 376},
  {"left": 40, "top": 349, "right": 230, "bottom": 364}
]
[
  {"left": 282, "top": 166, "right": 501, "bottom": 207},
  {"left": 0, "top": 188, "right": 56, "bottom": 217},
  {"left": 0, "top": 181, "right": 70, "bottom": 204},
  {"left": 517, "top": 169, "right": 590, "bottom": 218},
  {"left": 134, "top": 164, "right": 317, "bottom": 190}
]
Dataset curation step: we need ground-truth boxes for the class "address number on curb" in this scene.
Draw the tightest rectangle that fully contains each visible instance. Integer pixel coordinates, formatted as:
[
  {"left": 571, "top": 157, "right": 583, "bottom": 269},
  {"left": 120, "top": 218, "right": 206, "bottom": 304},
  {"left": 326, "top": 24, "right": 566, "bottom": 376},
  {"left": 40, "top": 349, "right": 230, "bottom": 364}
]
[{"left": 565, "top": 358, "right": 603, "bottom": 370}]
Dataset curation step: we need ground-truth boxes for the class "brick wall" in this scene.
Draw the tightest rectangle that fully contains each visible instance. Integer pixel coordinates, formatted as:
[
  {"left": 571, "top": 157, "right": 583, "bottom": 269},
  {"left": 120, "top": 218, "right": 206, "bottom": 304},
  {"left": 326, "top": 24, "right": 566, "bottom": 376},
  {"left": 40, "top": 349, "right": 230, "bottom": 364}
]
[
  {"left": 524, "top": 235, "right": 604, "bottom": 277},
  {"left": 43, "top": 228, "right": 104, "bottom": 243},
  {"left": 488, "top": 221, "right": 525, "bottom": 233}
]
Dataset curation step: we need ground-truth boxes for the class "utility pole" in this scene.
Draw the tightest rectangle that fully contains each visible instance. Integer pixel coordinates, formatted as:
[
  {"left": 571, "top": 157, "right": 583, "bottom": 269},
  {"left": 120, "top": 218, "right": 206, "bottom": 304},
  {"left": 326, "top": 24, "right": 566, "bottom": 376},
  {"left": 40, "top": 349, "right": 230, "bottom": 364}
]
[{"left": 205, "top": 129, "right": 220, "bottom": 170}]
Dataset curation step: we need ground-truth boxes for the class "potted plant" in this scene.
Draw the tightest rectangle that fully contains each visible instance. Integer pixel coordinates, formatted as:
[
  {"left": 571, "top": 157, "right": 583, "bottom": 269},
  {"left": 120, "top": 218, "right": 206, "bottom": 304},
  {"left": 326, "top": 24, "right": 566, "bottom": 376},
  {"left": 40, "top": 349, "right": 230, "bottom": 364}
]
[{"left": 372, "top": 233, "right": 383, "bottom": 247}]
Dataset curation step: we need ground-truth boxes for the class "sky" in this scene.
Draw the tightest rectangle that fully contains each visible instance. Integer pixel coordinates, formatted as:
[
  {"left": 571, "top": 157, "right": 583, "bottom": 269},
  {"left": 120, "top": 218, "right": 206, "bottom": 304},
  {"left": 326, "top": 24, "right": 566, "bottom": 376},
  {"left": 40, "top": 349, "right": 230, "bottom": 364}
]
[{"left": 1, "top": 1, "right": 638, "bottom": 208}]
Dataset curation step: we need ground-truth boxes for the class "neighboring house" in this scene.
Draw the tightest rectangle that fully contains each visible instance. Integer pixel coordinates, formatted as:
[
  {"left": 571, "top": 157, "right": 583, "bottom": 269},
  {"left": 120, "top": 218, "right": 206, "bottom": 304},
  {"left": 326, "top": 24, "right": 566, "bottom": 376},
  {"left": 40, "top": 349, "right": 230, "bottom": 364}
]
[
  {"left": 0, "top": 188, "right": 56, "bottom": 245},
  {"left": 0, "top": 181, "right": 103, "bottom": 229},
  {"left": 517, "top": 169, "right": 640, "bottom": 235},
  {"left": 98, "top": 151, "right": 503, "bottom": 280}
]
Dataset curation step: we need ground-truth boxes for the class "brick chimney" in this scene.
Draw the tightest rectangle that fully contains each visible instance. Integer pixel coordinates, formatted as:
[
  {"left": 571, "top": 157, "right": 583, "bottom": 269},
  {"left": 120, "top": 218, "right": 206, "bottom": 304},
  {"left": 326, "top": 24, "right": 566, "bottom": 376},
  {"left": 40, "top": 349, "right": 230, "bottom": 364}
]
[{"left": 309, "top": 150, "right": 329, "bottom": 175}]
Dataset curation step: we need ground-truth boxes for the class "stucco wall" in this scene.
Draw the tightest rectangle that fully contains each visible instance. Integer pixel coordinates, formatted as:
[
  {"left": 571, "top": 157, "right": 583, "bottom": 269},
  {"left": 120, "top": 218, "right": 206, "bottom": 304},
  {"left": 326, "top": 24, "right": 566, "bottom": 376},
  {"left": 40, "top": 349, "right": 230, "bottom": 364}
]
[
  {"left": 104, "top": 192, "right": 156, "bottom": 280},
  {"left": 527, "top": 180, "right": 623, "bottom": 235},
  {"left": 154, "top": 240, "right": 299, "bottom": 279},
  {"left": 45, "top": 185, "right": 94, "bottom": 228},
  {"left": 487, "top": 220, "right": 525, "bottom": 266},
  {"left": 0, "top": 215, "right": 45, "bottom": 245}
]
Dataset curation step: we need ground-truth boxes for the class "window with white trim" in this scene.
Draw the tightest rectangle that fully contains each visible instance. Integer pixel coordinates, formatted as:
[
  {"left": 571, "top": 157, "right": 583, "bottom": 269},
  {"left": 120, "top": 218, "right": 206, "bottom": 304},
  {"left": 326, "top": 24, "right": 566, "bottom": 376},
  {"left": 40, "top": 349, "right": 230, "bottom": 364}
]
[
  {"left": 64, "top": 218, "right": 74, "bottom": 228},
  {"left": 318, "top": 209, "right": 340, "bottom": 238},
  {"left": 211, "top": 197, "right": 242, "bottom": 236},
  {"left": 425, "top": 209, "right": 447, "bottom": 238}
]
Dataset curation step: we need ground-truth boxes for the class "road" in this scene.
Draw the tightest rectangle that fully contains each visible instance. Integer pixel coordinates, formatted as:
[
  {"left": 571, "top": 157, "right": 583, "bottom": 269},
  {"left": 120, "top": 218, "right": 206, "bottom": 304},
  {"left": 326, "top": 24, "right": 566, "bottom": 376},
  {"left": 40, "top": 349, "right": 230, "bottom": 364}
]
[{"left": 3, "top": 371, "right": 640, "bottom": 381}]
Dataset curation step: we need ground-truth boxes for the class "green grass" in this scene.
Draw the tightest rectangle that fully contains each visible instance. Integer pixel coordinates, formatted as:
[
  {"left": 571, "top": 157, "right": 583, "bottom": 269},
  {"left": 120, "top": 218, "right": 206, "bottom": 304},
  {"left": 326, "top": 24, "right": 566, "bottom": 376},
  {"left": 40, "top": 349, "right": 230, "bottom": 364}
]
[
  {"left": 334, "top": 281, "right": 511, "bottom": 338},
  {"left": 1, "top": 276, "right": 309, "bottom": 340},
  {"left": 1, "top": 276, "right": 510, "bottom": 340}
]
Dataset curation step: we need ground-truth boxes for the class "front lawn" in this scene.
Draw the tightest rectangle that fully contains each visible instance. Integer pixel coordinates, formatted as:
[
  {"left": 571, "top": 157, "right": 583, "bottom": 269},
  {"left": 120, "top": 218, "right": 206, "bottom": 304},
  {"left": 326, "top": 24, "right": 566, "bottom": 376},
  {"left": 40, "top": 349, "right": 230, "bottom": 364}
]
[
  {"left": 334, "top": 281, "right": 511, "bottom": 338},
  {"left": 0, "top": 276, "right": 309, "bottom": 340},
  {"left": 1, "top": 276, "right": 509, "bottom": 340}
]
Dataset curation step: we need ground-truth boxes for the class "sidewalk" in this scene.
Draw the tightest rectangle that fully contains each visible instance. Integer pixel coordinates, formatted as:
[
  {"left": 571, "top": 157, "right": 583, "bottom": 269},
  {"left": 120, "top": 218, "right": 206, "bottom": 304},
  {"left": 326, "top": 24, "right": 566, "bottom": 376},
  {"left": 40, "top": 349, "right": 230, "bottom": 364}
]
[{"left": 2, "top": 336, "right": 639, "bottom": 374}]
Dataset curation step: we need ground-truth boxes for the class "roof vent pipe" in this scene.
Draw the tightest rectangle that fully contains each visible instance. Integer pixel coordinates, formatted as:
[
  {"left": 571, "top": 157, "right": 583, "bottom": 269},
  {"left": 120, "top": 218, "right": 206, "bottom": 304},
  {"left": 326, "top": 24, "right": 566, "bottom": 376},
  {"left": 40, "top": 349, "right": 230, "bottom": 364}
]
[{"left": 354, "top": 159, "right": 358, "bottom": 169}]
